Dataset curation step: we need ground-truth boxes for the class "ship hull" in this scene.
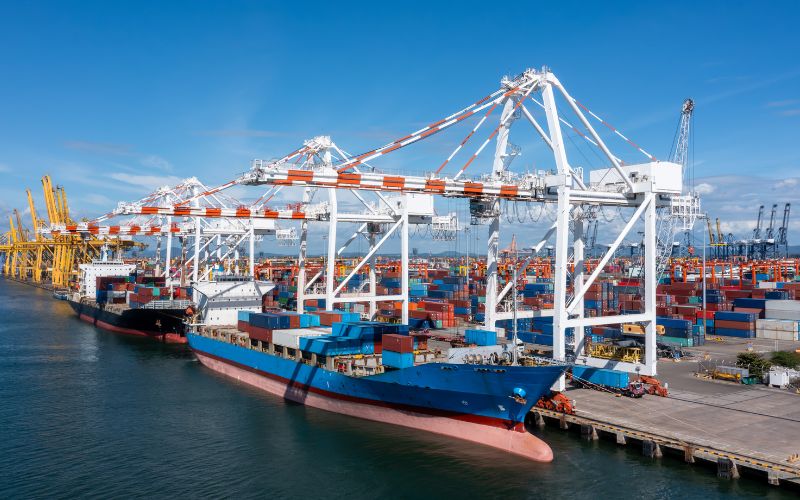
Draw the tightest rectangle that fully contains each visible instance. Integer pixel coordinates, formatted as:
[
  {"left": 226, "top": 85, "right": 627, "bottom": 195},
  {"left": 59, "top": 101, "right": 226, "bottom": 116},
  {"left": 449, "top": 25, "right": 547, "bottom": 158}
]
[
  {"left": 188, "top": 333, "right": 562, "bottom": 461},
  {"left": 69, "top": 299, "right": 187, "bottom": 344}
]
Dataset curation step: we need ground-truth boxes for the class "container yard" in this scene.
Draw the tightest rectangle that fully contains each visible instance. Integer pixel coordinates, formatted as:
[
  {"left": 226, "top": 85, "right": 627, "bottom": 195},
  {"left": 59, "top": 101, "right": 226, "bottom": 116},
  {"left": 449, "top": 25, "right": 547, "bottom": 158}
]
[{"left": 2, "top": 3, "right": 800, "bottom": 497}]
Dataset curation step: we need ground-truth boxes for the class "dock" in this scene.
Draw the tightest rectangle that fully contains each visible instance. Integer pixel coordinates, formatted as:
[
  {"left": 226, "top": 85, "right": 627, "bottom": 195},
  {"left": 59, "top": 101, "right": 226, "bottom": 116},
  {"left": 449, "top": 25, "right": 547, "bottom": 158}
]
[{"left": 532, "top": 352, "right": 800, "bottom": 489}]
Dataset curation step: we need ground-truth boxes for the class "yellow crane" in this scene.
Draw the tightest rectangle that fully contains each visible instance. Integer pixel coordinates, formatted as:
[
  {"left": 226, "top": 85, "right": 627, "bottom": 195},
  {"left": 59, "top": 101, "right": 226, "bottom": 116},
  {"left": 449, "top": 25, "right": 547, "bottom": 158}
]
[{"left": 1, "top": 175, "right": 138, "bottom": 288}]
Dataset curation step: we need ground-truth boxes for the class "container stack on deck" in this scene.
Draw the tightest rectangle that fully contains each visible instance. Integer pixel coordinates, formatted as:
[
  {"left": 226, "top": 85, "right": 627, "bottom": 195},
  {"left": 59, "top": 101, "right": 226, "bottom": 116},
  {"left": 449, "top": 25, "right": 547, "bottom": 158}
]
[{"left": 95, "top": 274, "right": 190, "bottom": 307}]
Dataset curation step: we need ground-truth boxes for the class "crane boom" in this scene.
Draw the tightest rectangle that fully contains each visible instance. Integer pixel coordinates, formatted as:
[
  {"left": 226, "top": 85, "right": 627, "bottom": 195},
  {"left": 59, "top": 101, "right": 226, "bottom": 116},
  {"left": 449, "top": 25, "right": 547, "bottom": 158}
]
[
  {"left": 669, "top": 98, "right": 694, "bottom": 175},
  {"left": 766, "top": 203, "right": 777, "bottom": 240},
  {"left": 753, "top": 205, "right": 764, "bottom": 239},
  {"left": 777, "top": 203, "right": 791, "bottom": 256}
]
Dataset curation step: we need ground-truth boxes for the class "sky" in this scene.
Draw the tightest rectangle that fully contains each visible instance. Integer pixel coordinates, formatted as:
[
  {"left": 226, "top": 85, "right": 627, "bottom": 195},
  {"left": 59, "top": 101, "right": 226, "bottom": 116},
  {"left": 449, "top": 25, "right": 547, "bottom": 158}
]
[{"left": 1, "top": 1, "right": 799, "bottom": 255}]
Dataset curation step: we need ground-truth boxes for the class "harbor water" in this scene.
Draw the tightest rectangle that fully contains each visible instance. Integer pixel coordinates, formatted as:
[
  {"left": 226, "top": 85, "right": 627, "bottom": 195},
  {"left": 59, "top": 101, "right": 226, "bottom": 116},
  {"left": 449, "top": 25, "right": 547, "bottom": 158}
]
[{"left": 0, "top": 279, "right": 792, "bottom": 499}]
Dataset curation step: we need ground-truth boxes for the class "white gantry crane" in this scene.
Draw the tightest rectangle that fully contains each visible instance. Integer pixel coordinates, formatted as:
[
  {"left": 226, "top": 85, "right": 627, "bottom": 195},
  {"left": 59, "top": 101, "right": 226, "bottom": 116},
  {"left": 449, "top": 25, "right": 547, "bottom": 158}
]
[
  {"left": 241, "top": 67, "right": 693, "bottom": 383},
  {"left": 75, "top": 67, "right": 698, "bottom": 384},
  {"left": 42, "top": 177, "right": 292, "bottom": 286},
  {"left": 250, "top": 135, "right": 461, "bottom": 322}
]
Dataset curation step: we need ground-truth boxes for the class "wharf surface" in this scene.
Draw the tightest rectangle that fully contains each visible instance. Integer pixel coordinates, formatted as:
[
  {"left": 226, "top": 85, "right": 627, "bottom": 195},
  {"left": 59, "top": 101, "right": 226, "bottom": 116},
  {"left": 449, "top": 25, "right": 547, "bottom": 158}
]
[{"left": 532, "top": 352, "right": 800, "bottom": 489}]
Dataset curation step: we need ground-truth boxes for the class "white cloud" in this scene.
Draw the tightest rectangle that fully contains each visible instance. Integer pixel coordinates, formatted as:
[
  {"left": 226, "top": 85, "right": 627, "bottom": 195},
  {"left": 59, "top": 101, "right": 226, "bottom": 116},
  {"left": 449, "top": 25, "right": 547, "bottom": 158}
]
[
  {"left": 691, "top": 174, "right": 800, "bottom": 242},
  {"left": 107, "top": 173, "right": 183, "bottom": 190},
  {"left": 694, "top": 182, "right": 715, "bottom": 195},
  {"left": 0, "top": 163, "right": 10, "bottom": 173},
  {"left": 84, "top": 193, "right": 113, "bottom": 205},
  {"left": 766, "top": 99, "right": 800, "bottom": 108},
  {"left": 140, "top": 154, "right": 173, "bottom": 171}
]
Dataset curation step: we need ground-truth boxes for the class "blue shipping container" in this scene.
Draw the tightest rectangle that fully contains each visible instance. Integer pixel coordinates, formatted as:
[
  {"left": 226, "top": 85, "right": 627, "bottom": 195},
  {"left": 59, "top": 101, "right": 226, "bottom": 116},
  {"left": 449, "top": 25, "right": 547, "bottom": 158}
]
[
  {"left": 465, "top": 329, "right": 497, "bottom": 346},
  {"left": 383, "top": 350, "right": 414, "bottom": 369},
  {"left": 571, "top": 366, "right": 629, "bottom": 389}
]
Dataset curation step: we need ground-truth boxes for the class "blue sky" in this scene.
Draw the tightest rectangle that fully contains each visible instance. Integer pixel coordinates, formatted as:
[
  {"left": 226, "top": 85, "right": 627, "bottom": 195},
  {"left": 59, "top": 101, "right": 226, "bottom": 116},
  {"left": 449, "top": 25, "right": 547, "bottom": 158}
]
[{"left": 1, "top": 1, "right": 799, "bottom": 253}]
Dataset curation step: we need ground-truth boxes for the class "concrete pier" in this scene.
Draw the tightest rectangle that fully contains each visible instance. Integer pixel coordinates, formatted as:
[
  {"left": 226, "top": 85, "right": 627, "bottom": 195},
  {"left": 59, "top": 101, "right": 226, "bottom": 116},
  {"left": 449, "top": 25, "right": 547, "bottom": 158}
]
[{"left": 532, "top": 356, "right": 800, "bottom": 489}]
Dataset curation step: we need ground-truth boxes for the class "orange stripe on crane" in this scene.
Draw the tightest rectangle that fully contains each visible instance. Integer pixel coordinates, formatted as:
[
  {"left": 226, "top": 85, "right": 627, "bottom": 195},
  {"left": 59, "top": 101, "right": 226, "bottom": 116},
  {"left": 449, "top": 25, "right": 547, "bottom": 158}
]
[
  {"left": 420, "top": 128, "right": 439, "bottom": 138},
  {"left": 337, "top": 173, "right": 362, "bottom": 185},
  {"left": 381, "top": 143, "right": 403, "bottom": 155},
  {"left": 425, "top": 179, "right": 446, "bottom": 193},
  {"left": 383, "top": 176, "right": 405, "bottom": 189},
  {"left": 499, "top": 185, "right": 519, "bottom": 198},
  {"left": 205, "top": 208, "right": 222, "bottom": 217},
  {"left": 463, "top": 182, "right": 484, "bottom": 195},
  {"left": 287, "top": 169, "right": 314, "bottom": 182},
  {"left": 235, "top": 208, "right": 251, "bottom": 217},
  {"left": 141, "top": 207, "right": 159, "bottom": 215}
]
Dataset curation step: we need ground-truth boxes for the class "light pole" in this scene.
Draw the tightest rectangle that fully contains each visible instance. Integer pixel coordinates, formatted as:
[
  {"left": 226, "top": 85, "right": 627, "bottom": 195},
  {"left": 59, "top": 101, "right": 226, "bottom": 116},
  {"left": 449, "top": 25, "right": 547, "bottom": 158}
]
[{"left": 701, "top": 214, "right": 707, "bottom": 336}]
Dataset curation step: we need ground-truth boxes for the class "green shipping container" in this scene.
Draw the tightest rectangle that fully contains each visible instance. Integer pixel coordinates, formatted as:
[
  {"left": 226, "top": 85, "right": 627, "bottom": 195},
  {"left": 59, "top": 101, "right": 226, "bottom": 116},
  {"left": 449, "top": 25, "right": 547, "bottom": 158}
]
[{"left": 660, "top": 336, "right": 693, "bottom": 347}]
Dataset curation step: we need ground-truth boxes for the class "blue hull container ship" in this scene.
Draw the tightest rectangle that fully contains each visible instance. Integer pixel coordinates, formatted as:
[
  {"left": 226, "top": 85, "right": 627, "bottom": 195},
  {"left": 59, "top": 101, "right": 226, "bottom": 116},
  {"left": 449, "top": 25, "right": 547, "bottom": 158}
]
[{"left": 188, "top": 310, "right": 566, "bottom": 462}]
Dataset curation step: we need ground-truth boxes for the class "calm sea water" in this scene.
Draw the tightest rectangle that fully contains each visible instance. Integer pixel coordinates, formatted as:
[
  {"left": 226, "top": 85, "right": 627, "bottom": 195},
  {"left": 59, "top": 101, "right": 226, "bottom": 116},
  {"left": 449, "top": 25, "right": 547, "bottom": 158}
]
[{"left": 0, "top": 279, "right": 792, "bottom": 499}]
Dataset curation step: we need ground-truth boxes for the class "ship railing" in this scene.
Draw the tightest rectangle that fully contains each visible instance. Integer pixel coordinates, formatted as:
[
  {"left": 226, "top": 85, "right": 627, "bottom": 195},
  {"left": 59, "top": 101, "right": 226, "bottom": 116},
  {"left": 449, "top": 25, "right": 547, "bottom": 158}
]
[
  {"left": 523, "top": 354, "right": 572, "bottom": 367},
  {"left": 139, "top": 299, "right": 193, "bottom": 310}
]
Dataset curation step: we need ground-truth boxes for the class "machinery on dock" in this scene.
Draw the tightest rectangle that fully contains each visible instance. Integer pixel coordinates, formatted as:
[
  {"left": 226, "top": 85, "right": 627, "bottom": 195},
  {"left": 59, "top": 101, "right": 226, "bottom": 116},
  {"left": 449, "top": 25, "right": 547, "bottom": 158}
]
[{"left": 535, "top": 392, "right": 575, "bottom": 414}]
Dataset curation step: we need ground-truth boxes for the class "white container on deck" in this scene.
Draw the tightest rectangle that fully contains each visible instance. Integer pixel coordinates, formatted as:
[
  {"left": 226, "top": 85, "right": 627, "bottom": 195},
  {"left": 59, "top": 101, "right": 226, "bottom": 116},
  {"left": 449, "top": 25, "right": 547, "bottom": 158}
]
[{"left": 272, "top": 328, "right": 330, "bottom": 348}]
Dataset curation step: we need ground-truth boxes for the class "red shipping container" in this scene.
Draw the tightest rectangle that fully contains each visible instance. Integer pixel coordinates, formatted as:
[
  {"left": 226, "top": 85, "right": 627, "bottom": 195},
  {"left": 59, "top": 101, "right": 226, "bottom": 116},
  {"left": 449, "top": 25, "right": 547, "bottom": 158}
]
[
  {"left": 733, "top": 307, "right": 764, "bottom": 318},
  {"left": 714, "top": 319, "right": 754, "bottom": 330},
  {"left": 383, "top": 334, "right": 413, "bottom": 353},
  {"left": 249, "top": 326, "right": 273, "bottom": 342}
]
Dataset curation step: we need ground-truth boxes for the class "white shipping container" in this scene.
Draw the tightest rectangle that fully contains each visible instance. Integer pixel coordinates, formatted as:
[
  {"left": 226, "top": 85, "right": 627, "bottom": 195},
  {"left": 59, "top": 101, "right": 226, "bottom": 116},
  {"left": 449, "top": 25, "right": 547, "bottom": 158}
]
[
  {"left": 756, "top": 318, "right": 800, "bottom": 332},
  {"left": 764, "top": 310, "right": 800, "bottom": 321},
  {"left": 757, "top": 281, "right": 778, "bottom": 289},
  {"left": 756, "top": 329, "right": 798, "bottom": 341},
  {"left": 272, "top": 328, "right": 330, "bottom": 348},
  {"left": 765, "top": 300, "right": 800, "bottom": 312}
]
